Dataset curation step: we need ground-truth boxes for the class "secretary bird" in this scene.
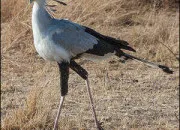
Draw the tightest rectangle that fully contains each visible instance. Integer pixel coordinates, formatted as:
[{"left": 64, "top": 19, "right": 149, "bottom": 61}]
[{"left": 29, "top": 0, "right": 173, "bottom": 129}]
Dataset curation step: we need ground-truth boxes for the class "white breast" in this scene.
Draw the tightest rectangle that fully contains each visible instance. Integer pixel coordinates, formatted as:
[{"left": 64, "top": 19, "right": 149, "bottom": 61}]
[
  {"left": 32, "top": 2, "right": 71, "bottom": 63},
  {"left": 34, "top": 35, "right": 71, "bottom": 63}
]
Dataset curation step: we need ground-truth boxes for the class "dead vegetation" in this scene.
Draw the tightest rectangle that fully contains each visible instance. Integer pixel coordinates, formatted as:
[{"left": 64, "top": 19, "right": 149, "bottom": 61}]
[{"left": 1, "top": 0, "right": 179, "bottom": 129}]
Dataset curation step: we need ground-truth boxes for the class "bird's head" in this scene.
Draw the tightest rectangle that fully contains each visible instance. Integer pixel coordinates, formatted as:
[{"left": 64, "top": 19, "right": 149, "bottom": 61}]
[
  {"left": 29, "top": 0, "right": 46, "bottom": 4},
  {"left": 29, "top": 0, "right": 33, "bottom": 3},
  {"left": 29, "top": 0, "right": 67, "bottom": 5}
]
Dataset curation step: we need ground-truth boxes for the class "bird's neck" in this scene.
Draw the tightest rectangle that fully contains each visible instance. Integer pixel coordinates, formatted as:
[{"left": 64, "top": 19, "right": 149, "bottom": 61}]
[{"left": 32, "top": 1, "right": 52, "bottom": 33}]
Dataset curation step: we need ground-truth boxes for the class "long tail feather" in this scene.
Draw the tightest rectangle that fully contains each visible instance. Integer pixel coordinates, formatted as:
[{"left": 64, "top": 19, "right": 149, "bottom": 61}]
[{"left": 122, "top": 53, "right": 173, "bottom": 74}]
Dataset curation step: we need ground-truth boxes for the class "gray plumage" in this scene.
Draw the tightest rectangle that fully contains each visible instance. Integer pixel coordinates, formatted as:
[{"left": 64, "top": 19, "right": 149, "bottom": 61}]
[
  {"left": 32, "top": 0, "right": 135, "bottom": 64},
  {"left": 32, "top": 1, "right": 99, "bottom": 63}
]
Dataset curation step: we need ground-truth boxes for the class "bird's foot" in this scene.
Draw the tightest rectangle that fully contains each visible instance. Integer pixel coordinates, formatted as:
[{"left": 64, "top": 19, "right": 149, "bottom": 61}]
[
  {"left": 97, "top": 122, "right": 104, "bottom": 130},
  {"left": 53, "top": 125, "right": 57, "bottom": 130}
]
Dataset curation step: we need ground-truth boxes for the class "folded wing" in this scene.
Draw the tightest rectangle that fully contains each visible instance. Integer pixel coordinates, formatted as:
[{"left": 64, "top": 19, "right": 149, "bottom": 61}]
[{"left": 52, "top": 20, "right": 98, "bottom": 57}]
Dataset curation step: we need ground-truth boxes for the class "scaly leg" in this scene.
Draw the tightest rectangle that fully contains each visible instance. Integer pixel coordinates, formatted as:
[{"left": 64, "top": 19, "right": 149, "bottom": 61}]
[
  {"left": 85, "top": 78, "right": 100, "bottom": 130},
  {"left": 70, "top": 60, "right": 103, "bottom": 130},
  {"left": 53, "top": 96, "right": 65, "bottom": 130}
]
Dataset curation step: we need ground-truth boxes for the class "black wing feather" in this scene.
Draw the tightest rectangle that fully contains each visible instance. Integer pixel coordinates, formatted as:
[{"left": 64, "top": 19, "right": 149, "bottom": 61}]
[{"left": 83, "top": 26, "right": 136, "bottom": 52}]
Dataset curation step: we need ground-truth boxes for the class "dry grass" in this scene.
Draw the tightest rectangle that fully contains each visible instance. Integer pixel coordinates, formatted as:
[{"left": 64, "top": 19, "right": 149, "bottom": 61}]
[{"left": 1, "top": 0, "right": 179, "bottom": 130}]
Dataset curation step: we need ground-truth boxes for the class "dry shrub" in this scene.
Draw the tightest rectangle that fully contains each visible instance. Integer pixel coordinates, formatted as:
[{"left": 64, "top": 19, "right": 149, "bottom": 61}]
[
  {"left": 1, "top": 0, "right": 27, "bottom": 22},
  {"left": 2, "top": 1, "right": 34, "bottom": 66},
  {"left": 2, "top": 88, "right": 53, "bottom": 130}
]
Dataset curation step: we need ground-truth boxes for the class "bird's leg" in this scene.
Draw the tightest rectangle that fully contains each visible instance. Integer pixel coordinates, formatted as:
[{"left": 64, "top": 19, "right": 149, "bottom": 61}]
[
  {"left": 70, "top": 60, "right": 103, "bottom": 130},
  {"left": 69, "top": 60, "right": 88, "bottom": 79},
  {"left": 53, "top": 96, "right": 65, "bottom": 130},
  {"left": 53, "top": 62, "right": 69, "bottom": 130},
  {"left": 85, "top": 78, "right": 99, "bottom": 129}
]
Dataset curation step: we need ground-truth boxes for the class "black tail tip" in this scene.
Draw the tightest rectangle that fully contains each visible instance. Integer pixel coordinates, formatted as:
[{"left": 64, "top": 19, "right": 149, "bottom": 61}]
[
  {"left": 128, "top": 47, "right": 136, "bottom": 52},
  {"left": 158, "top": 65, "right": 173, "bottom": 74}
]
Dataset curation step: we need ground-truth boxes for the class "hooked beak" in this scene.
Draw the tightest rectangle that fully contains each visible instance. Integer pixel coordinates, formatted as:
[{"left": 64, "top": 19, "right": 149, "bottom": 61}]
[
  {"left": 29, "top": 0, "right": 67, "bottom": 6},
  {"left": 30, "top": 0, "right": 34, "bottom": 4}
]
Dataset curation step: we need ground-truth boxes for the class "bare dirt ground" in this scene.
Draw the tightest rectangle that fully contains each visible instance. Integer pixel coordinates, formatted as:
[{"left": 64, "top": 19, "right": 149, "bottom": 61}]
[{"left": 1, "top": 0, "right": 179, "bottom": 129}]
